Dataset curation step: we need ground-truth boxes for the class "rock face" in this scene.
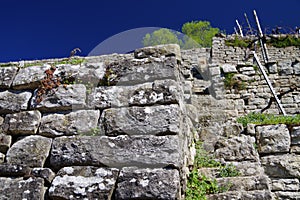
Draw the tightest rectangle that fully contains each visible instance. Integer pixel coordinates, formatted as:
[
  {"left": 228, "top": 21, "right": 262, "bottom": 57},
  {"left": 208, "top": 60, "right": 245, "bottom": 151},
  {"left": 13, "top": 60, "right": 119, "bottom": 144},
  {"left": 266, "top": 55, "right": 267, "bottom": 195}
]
[
  {"left": 214, "top": 135, "right": 259, "bottom": 162},
  {"left": 0, "top": 66, "right": 18, "bottom": 89},
  {"left": 0, "top": 91, "right": 32, "bottom": 114},
  {"left": 115, "top": 167, "right": 180, "bottom": 200},
  {"left": 4, "top": 110, "right": 41, "bottom": 135},
  {"left": 12, "top": 65, "right": 49, "bottom": 89},
  {"left": 6, "top": 135, "right": 52, "bottom": 167},
  {"left": 88, "top": 79, "right": 179, "bottom": 109},
  {"left": 31, "top": 84, "right": 86, "bottom": 112},
  {"left": 0, "top": 177, "right": 45, "bottom": 200},
  {"left": 256, "top": 124, "right": 290, "bottom": 154},
  {"left": 261, "top": 154, "right": 300, "bottom": 178},
  {"left": 39, "top": 110, "right": 100, "bottom": 137},
  {"left": 100, "top": 104, "right": 180, "bottom": 136},
  {"left": 49, "top": 166, "right": 119, "bottom": 200},
  {"left": 50, "top": 135, "right": 182, "bottom": 170}
]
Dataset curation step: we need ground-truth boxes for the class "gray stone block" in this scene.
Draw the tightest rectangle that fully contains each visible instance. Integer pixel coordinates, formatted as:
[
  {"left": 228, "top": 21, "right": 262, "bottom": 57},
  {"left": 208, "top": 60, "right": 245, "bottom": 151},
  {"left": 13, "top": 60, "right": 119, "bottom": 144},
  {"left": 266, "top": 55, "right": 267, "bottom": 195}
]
[
  {"left": 100, "top": 104, "right": 179, "bottom": 136},
  {"left": 0, "top": 177, "right": 45, "bottom": 200},
  {"left": 31, "top": 168, "right": 56, "bottom": 185},
  {"left": 39, "top": 110, "right": 100, "bottom": 137},
  {"left": 88, "top": 79, "right": 179, "bottom": 109},
  {"left": 31, "top": 84, "right": 86, "bottom": 112},
  {"left": 0, "top": 67, "right": 18, "bottom": 89},
  {"left": 4, "top": 110, "right": 41, "bottom": 135},
  {"left": 0, "top": 91, "right": 32, "bottom": 114},
  {"left": 0, "top": 133, "right": 12, "bottom": 153},
  {"left": 115, "top": 167, "right": 180, "bottom": 200},
  {"left": 49, "top": 166, "right": 119, "bottom": 200},
  {"left": 256, "top": 124, "right": 290, "bottom": 154},
  {"left": 271, "top": 178, "right": 299, "bottom": 191},
  {"left": 0, "top": 163, "right": 31, "bottom": 177},
  {"left": 50, "top": 135, "right": 182, "bottom": 170},
  {"left": 6, "top": 135, "right": 52, "bottom": 168},
  {"left": 261, "top": 154, "right": 300, "bottom": 178},
  {"left": 12, "top": 65, "right": 49, "bottom": 89},
  {"left": 291, "top": 126, "right": 300, "bottom": 145}
]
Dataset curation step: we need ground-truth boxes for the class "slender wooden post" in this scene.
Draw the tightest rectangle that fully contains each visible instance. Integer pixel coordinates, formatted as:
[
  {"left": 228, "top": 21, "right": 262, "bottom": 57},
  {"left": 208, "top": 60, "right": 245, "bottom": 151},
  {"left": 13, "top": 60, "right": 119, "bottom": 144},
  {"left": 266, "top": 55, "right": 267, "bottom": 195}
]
[
  {"left": 253, "top": 52, "right": 286, "bottom": 115},
  {"left": 244, "top": 13, "right": 253, "bottom": 35},
  {"left": 236, "top": 20, "right": 244, "bottom": 37},
  {"left": 253, "top": 10, "right": 269, "bottom": 63}
]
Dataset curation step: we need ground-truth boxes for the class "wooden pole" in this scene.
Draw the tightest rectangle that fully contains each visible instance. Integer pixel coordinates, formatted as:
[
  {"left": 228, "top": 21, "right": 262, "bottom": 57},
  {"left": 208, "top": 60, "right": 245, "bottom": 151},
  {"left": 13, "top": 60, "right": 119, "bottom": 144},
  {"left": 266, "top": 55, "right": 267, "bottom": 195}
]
[
  {"left": 253, "top": 52, "right": 286, "bottom": 116},
  {"left": 235, "top": 20, "right": 244, "bottom": 37},
  {"left": 253, "top": 10, "right": 269, "bottom": 63},
  {"left": 244, "top": 13, "right": 253, "bottom": 35}
]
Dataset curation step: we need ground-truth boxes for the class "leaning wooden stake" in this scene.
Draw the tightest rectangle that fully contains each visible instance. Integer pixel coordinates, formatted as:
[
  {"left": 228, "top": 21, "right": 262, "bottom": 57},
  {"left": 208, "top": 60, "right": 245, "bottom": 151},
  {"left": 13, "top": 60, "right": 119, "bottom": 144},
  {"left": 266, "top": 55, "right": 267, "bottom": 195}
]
[
  {"left": 253, "top": 10, "right": 269, "bottom": 63},
  {"left": 235, "top": 20, "right": 244, "bottom": 37},
  {"left": 253, "top": 52, "right": 286, "bottom": 116},
  {"left": 244, "top": 13, "right": 253, "bottom": 35}
]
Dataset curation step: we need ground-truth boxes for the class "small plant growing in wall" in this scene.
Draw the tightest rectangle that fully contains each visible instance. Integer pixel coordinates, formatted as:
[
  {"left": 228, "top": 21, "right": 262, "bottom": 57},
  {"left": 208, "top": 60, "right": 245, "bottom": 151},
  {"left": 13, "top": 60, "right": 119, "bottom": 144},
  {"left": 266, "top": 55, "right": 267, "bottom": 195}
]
[{"left": 223, "top": 72, "right": 246, "bottom": 91}]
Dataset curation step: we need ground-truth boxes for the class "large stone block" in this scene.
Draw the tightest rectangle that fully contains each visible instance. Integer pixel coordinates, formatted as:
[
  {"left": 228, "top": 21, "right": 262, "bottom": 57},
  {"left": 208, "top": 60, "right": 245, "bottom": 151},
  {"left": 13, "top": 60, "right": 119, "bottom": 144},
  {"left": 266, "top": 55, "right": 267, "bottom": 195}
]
[
  {"left": 271, "top": 178, "right": 299, "bottom": 191},
  {"left": 4, "top": 110, "right": 41, "bottom": 135},
  {"left": 207, "top": 190, "right": 273, "bottom": 200},
  {"left": 39, "top": 110, "right": 100, "bottom": 137},
  {"left": 100, "top": 104, "right": 179, "bottom": 136},
  {"left": 31, "top": 84, "right": 86, "bottom": 112},
  {"left": 134, "top": 44, "right": 181, "bottom": 62},
  {"left": 0, "top": 91, "right": 32, "bottom": 114},
  {"left": 0, "top": 66, "right": 18, "bottom": 88},
  {"left": 50, "top": 135, "right": 182, "bottom": 170},
  {"left": 0, "top": 177, "right": 45, "bottom": 200},
  {"left": 12, "top": 65, "right": 49, "bottom": 89},
  {"left": 261, "top": 154, "right": 300, "bottom": 178},
  {"left": 49, "top": 166, "right": 119, "bottom": 200},
  {"left": 6, "top": 135, "right": 52, "bottom": 168},
  {"left": 256, "top": 124, "right": 290, "bottom": 154},
  {"left": 115, "top": 167, "right": 180, "bottom": 200},
  {"left": 214, "top": 135, "right": 259, "bottom": 162},
  {"left": 88, "top": 79, "right": 179, "bottom": 109},
  {"left": 274, "top": 191, "right": 300, "bottom": 200}
]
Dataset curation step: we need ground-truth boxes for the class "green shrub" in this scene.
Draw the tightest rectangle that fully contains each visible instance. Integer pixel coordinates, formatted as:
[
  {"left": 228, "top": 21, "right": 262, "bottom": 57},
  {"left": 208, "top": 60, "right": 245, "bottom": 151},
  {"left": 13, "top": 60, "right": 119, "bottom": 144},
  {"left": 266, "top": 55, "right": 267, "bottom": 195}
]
[
  {"left": 267, "top": 35, "right": 300, "bottom": 48},
  {"left": 237, "top": 112, "right": 300, "bottom": 127},
  {"left": 225, "top": 36, "right": 252, "bottom": 48}
]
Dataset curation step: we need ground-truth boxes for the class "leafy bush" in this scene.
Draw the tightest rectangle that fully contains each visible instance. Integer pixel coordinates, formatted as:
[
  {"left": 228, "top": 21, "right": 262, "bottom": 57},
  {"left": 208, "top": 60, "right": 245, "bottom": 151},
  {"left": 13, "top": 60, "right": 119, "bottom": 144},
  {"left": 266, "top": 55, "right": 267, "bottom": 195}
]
[
  {"left": 237, "top": 112, "right": 300, "bottom": 127},
  {"left": 225, "top": 36, "right": 252, "bottom": 48},
  {"left": 267, "top": 35, "right": 300, "bottom": 48}
]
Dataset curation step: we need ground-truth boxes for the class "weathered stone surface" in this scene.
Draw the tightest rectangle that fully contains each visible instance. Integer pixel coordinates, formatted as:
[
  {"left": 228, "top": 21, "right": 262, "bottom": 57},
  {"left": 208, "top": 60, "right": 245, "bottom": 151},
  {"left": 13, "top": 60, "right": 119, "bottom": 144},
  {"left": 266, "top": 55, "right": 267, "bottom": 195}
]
[
  {"left": 0, "top": 177, "right": 45, "bottom": 200},
  {"left": 0, "top": 163, "right": 31, "bottom": 177},
  {"left": 39, "top": 110, "right": 100, "bottom": 137},
  {"left": 134, "top": 44, "right": 181, "bottom": 62},
  {"left": 214, "top": 135, "right": 259, "bottom": 162},
  {"left": 221, "top": 64, "right": 237, "bottom": 73},
  {"left": 207, "top": 190, "right": 273, "bottom": 200},
  {"left": 274, "top": 191, "right": 300, "bottom": 200},
  {"left": 224, "top": 161, "right": 265, "bottom": 177},
  {"left": 293, "top": 62, "right": 300, "bottom": 75},
  {"left": 100, "top": 104, "right": 179, "bottom": 136},
  {"left": 4, "top": 110, "right": 41, "bottom": 135},
  {"left": 256, "top": 124, "right": 290, "bottom": 154},
  {"left": 115, "top": 167, "right": 180, "bottom": 200},
  {"left": 50, "top": 135, "right": 181, "bottom": 170},
  {"left": 6, "top": 135, "right": 52, "bottom": 167},
  {"left": 88, "top": 79, "right": 179, "bottom": 109},
  {"left": 216, "top": 175, "right": 270, "bottom": 191},
  {"left": 49, "top": 166, "right": 119, "bottom": 200},
  {"left": 12, "top": 65, "right": 48, "bottom": 89},
  {"left": 31, "top": 84, "right": 86, "bottom": 111},
  {"left": 271, "top": 178, "right": 299, "bottom": 191},
  {"left": 31, "top": 168, "right": 56, "bottom": 185},
  {"left": 103, "top": 57, "right": 178, "bottom": 86},
  {"left": 55, "top": 62, "right": 105, "bottom": 85},
  {"left": 261, "top": 154, "right": 300, "bottom": 178},
  {"left": 0, "top": 91, "right": 32, "bottom": 114},
  {"left": 0, "top": 133, "right": 12, "bottom": 153},
  {"left": 0, "top": 66, "right": 18, "bottom": 88},
  {"left": 278, "top": 59, "right": 293, "bottom": 75},
  {"left": 291, "top": 126, "right": 300, "bottom": 145}
]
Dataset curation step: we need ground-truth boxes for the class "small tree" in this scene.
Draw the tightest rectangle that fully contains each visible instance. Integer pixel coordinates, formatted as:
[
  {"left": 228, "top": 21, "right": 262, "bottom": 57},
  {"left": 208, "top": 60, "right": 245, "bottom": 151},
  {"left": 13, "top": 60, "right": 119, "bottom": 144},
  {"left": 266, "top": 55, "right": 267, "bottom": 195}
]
[
  {"left": 142, "top": 28, "right": 182, "bottom": 47},
  {"left": 182, "top": 20, "right": 220, "bottom": 47}
]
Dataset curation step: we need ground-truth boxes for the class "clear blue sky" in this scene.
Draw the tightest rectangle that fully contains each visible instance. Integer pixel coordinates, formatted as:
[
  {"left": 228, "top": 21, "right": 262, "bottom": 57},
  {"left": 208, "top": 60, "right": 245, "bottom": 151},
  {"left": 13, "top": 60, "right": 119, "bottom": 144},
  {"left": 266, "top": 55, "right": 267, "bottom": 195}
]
[{"left": 1, "top": 0, "right": 299, "bottom": 62}]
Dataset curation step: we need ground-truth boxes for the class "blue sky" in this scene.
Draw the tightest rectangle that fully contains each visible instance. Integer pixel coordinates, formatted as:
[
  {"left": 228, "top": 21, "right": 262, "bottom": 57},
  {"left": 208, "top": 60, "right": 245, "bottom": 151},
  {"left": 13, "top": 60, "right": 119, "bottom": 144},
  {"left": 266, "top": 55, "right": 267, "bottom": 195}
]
[{"left": 1, "top": 0, "right": 299, "bottom": 62}]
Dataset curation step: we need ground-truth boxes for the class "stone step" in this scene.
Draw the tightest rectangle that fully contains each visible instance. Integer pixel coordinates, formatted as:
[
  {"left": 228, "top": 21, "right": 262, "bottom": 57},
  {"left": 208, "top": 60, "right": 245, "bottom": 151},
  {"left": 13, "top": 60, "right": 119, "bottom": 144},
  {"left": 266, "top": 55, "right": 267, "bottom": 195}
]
[
  {"left": 207, "top": 190, "right": 273, "bottom": 200},
  {"left": 50, "top": 135, "right": 182, "bottom": 170}
]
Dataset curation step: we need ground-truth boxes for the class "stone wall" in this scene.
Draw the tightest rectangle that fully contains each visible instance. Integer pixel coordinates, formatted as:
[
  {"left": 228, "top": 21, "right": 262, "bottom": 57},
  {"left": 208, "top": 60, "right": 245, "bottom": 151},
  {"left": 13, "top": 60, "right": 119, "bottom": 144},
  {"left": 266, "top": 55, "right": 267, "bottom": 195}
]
[
  {"left": 0, "top": 35, "right": 300, "bottom": 200},
  {"left": 0, "top": 44, "right": 195, "bottom": 200}
]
